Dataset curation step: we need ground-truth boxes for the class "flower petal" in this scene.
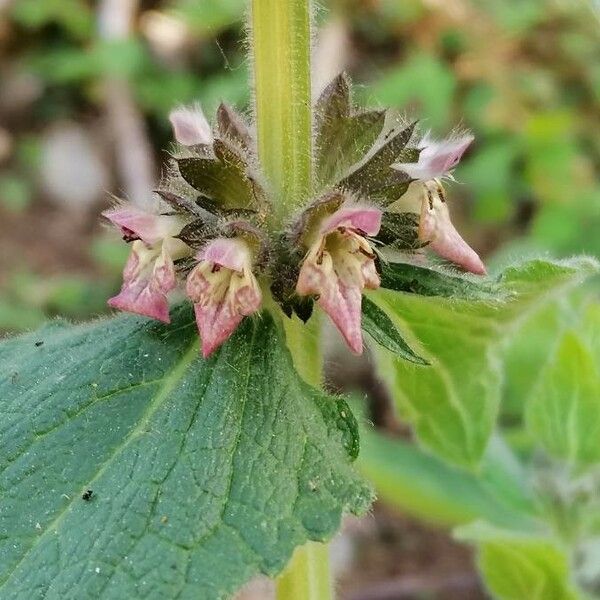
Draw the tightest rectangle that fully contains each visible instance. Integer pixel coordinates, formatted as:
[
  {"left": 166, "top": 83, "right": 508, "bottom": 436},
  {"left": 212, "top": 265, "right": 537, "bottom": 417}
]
[
  {"left": 193, "top": 302, "right": 244, "bottom": 358},
  {"left": 419, "top": 190, "right": 486, "bottom": 275},
  {"left": 393, "top": 134, "right": 474, "bottom": 181},
  {"left": 321, "top": 206, "right": 382, "bottom": 236},
  {"left": 103, "top": 205, "right": 184, "bottom": 246},
  {"left": 297, "top": 256, "right": 364, "bottom": 354},
  {"left": 199, "top": 237, "right": 251, "bottom": 272},
  {"left": 169, "top": 104, "right": 213, "bottom": 146},
  {"left": 187, "top": 238, "right": 262, "bottom": 357},
  {"left": 108, "top": 242, "right": 176, "bottom": 322}
]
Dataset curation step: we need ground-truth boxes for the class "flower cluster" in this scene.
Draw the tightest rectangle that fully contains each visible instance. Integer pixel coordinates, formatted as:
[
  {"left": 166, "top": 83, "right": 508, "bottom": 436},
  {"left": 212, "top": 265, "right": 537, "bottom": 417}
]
[{"left": 104, "top": 74, "right": 485, "bottom": 357}]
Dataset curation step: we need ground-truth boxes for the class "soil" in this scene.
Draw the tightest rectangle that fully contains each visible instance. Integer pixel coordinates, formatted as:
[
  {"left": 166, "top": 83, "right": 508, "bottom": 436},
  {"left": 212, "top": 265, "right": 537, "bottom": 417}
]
[{"left": 338, "top": 505, "right": 487, "bottom": 600}]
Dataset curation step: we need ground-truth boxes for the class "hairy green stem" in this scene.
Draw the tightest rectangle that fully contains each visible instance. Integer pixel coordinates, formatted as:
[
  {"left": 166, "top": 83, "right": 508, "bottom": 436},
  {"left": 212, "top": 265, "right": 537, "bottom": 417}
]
[
  {"left": 282, "top": 314, "right": 323, "bottom": 385},
  {"left": 275, "top": 542, "right": 333, "bottom": 600},
  {"left": 251, "top": 0, "right": 312, "bottom": 222},
  {"left": 251, "top": 1, "right": 332, "bottom": 597}
]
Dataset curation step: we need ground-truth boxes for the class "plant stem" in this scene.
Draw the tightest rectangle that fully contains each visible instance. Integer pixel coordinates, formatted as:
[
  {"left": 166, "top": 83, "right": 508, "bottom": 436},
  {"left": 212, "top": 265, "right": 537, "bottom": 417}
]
[
  {"left": 251, "top": 2, "right": 332, "bottom": 597},
  {"left": 251, "top": 0, "right": 312, "bottom": 222},
  {"left": 282, "top": 314, "right": 322, "bottom": 385},
  {"left": 275, "top": 542, "right": 333, "bottom": 600}
]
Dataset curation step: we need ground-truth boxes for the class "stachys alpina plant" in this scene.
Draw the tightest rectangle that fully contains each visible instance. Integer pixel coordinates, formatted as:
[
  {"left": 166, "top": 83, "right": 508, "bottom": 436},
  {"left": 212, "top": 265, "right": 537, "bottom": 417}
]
[
  {"left": 104, "top": 74, "right": 484, "bottom": 358},
  {"left": 4, "top": 3, "right": 596, "bottom": 600}
]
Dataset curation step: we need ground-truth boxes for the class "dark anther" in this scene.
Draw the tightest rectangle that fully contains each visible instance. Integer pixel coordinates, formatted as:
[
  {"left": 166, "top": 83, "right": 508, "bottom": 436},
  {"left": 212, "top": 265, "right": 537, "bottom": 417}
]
[
  {"left": 427, "top": 189, "right": 434, "bottom": 210},
  {"left": 122, "top": 227, "right": 140, "bottom": 243},
  {"left": 436, "top": 182, "right": 446, "bottom": 203},
  {"left": 359, "top": 247, "right": 377, "bottom": 259}
]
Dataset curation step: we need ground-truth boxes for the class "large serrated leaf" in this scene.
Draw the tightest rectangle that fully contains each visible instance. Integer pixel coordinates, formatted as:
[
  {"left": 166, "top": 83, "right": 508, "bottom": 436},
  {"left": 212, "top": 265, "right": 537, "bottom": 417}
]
[
  {"left": 373, "top": 258, "right": 599, "bottom": 469},
  {"left": 314, "top": 74, "right": 386, "bottom": 188},
  {"left": 0, "top": 308, "right": 371, "bottom": 599}
]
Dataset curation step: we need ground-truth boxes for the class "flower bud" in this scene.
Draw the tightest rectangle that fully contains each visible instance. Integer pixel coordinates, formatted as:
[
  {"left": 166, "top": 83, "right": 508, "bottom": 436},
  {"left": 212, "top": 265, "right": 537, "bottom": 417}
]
[{"left": 169, "top": 104, "right": 213, "bottom": 146}]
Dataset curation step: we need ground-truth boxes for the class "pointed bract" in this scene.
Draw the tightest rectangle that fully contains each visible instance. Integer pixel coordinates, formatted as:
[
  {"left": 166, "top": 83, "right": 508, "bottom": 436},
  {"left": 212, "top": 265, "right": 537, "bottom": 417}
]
[
  {"left": 297, "top": 206, "right": 382, "bottom": 354},
  {"left": 393, "top": 133, "right": 474, "bottom": 181},
  {"left": 186, "top": 238, "right": 262, "bottom": 357},
  {"left": 169, "top": 104, "right": 213, "bottom": 146}
]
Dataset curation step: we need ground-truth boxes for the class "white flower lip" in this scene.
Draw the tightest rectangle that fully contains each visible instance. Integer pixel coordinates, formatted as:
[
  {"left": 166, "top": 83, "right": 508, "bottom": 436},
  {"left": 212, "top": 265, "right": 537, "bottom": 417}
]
[{"left": 393, "top": 133, "right": 474, "bottom": 181}]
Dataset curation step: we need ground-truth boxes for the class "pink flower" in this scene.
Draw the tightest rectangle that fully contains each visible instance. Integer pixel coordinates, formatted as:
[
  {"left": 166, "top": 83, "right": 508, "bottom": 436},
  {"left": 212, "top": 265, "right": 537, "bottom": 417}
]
[
  {"left": 169, "top": 104, "right": 213, "bottom": 146},
  {"left": 296, "top": 206, "right": 382, "bottom": 354},
  {"left": 103, "top": 205, "right": 184, "bottom": 246},
  {"left": 393, "top": 133, "right": 474, "bottom": 181},
  {"left": 418, "top": 180, "right": 486, "bottom": 275},
  {"left": 186, "top": 238, "right": 262, "bottom": 357},
  {"left": 104, "top": 204, "right": 190, "bottom": 322}
]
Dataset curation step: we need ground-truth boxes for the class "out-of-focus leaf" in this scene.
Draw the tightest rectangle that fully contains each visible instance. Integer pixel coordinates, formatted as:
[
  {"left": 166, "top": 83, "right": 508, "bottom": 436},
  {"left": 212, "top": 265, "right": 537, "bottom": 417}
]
[
  {"left": 358, "top": 429, "right": 537, "bottom": 529},
  {"left": 457, "top": 522, "right": 581, "bottom": 600},
  {"left": 532, "top": 196, "right": 600, "bottom": 256},
  {"left": 524, "top": 112, "right": 582, "bottom": 205},
  {"left": 365, "top": 53, "right": 456, "bottom": 131},
  {"left": 459, "top": 136, "right": 520, "bottom": 224},
  {"left": 474, "top": 0, "right": 545, "bottom": 33},
  {"left": 10, "top": 0, "right": 93, "bottom": 39},
  {"left": 501, "top": 302, "right": 567, "bottom": 420},
  {"left": 374, "top": 258, "right": 599, "bottom": 469},
  {"left": 526, "top": 328, "right": 600, "bottom": 466},
  {"left": 170, "top": 0, "right": 244, "bottom": 35},
  {"left": 0, "top": 309, "right": 371, "bottom": 599},
  {"left": 0, "top": 173, "right": 32, "bottom": 212}
]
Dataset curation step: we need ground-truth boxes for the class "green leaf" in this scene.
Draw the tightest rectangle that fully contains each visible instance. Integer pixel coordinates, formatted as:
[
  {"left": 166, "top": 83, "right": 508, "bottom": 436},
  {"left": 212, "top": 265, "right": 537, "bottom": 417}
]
[
  {"left": 378, "top": 260, "right": 500, "bottom": 301},
  {"left": 373, "top": 258, "right": 599, "bottom": 469},
  {"left": 177, "top": 139, "right": 266, "bottom": 212},
  {"left": 0, "top": 308, "right": 371, "bottom": 599},
  {"left": 501, "top": 301, "right": 567, "bottom": 422},
  {"left": 457, "top": 522, "right": 582, "bottom": 600},
  {"left": 340, "top": 122, "right": 417, "bottom": 205},
  {"left": 526, "top": 328, "right": 600, "bottom": 467},
  {"left": 361, "top": 296, "right": 429, "bottom": 365},
  {"left": 314, "top": 74, "right": 386, "bottom": 188},
  {"left": 358, "top": 429, "right": 537, "bottom": 529}
]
